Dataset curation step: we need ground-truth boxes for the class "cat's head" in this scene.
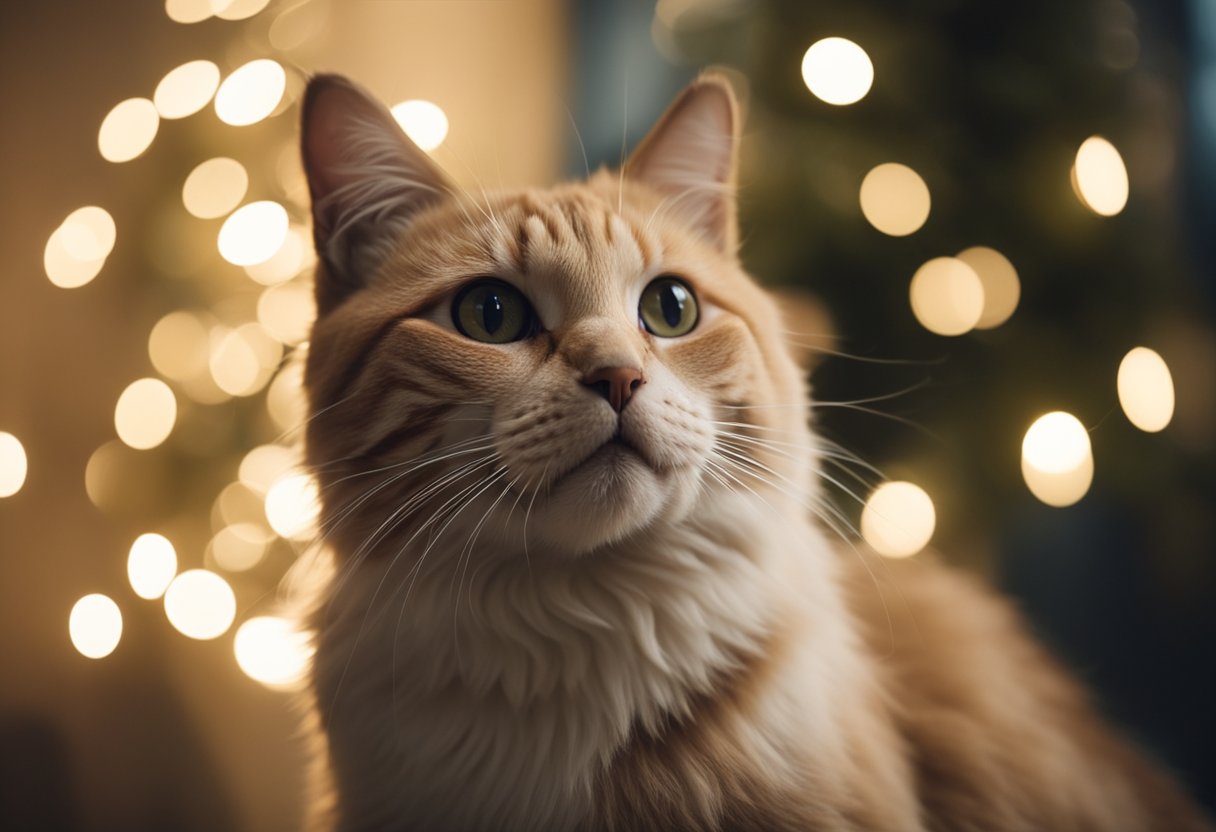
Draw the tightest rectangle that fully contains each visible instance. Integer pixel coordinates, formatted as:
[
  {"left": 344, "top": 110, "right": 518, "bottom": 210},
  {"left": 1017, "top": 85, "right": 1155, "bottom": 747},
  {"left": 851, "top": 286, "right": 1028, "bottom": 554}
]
[{"left": 299, "top": 73, "right": 815, "bottom": 562}]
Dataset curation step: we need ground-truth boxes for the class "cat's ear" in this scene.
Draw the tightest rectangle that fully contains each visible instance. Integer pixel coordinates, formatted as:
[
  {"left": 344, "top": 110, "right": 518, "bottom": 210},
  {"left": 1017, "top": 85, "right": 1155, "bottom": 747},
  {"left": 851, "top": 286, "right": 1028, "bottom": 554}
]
[
  {"left": 625, "top": 73, "right": 740, "bottom": 254},
  {"left": 301, "top": 74, "right": 453, "bottom": 314}
]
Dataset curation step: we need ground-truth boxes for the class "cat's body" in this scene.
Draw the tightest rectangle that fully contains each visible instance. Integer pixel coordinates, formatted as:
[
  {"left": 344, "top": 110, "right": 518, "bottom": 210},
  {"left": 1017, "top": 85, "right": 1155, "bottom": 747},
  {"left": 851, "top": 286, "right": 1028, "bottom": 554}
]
[{"left": 296, "top": 73, "right": 1211, "bottom": 831}]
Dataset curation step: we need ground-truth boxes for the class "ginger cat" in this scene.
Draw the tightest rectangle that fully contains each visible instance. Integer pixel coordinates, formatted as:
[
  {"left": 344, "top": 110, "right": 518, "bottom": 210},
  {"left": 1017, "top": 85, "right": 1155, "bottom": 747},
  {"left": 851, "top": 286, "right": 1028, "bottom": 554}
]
[{"left": 295, "top": 72, "right": 1211, "bottom": 831}]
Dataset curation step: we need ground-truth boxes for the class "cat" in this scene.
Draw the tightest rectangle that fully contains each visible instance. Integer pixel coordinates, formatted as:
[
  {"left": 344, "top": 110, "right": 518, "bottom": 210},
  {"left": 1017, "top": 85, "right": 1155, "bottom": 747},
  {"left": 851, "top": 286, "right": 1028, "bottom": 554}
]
[{"left": 294, "top": 71, "right": 1212, "bottom": 831}]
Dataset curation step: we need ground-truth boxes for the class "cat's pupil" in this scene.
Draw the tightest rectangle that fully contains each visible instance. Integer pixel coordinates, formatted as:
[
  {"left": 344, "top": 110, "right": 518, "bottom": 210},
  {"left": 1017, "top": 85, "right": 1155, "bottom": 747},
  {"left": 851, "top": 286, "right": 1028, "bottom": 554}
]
[
  {"left": 660, "top": 284, "right": 686, "bottom": 328},
  {"left": 480, "top": 292, "right": 504, "bottom": 334}
]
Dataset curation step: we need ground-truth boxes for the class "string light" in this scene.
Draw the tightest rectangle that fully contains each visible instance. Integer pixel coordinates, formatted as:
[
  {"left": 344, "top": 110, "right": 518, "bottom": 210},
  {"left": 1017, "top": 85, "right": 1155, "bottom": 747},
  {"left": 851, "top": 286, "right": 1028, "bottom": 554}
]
[
  {"left": 1117, "top": 347, "right": 1174, "bottom": 432},
  {"left": 213, "top": 0, "right": 273, "bottom": 21},
  {"left": 908, "top": 257, "right": 984, "bottom": 336},
  {"left": 148, "top": 310, "right": 212, "bottom": 382},
  {"left": 69, "top": 594, "right": 123, "bottom": 659},
  {"left": 164, "top": 0, "right": 213, "bottom": 24},
  {"left": 114, "top": 378, "right": 177, "bottom": 450},
  {"left": 1072, "top": 136, "right": 1129, "bottom": 216},
  {"left": 209, "top": 523, "right": 273, "bottom": 572},
  {"left": 218, "top": 200, "right": 290, "bottom": 266},
  {"left": 955, "top": 246, "right": 1020, "bottom": 330},
  {"left": 265, "top": 472, "right": 320, "bottom": 540},
  {"left": 163, "top": 569, "right": 237, "bottom": 640},
  {"left": 258, "top": 283, "right": 315, "bottom": 346},
  {"left": 234, "top": 616, "right": 313, "bottom": 689},
  {"left": 153, "top": 60, "right": 221, "bottom": 119},
  {"left": 98, "top": 98, "right": 160, "bottom": 163},
  {"left": 859, "top": 163, "right": 930, "bottom": 236},
  {"left": 239, "top": 444, "right": 299, "bottom": 496},
  {"left": 215, "top": 59, "right": 287, "bottom": 126},
  {"left": 0, "top": 432, "right": 28, "bottom": 498},
  {"left": 861, "top": 481, "right": 936, "bottom": 558},
  {"left": 266, "top": 360, "right": 308, "bottom": 432},
  {"left": 800, "top": 37, "right": 874, "bottom": 105},
  {"left": 390, "top": 100, "right": 450, "bottom": 152},
  {"left": 245, "top": 225, "right": 313, "bottom": 285},
  {"left": 127, "top": 533, "right": 178, "bottom": 600},
  {"left": 1021, "top": 411, "right": 1094, "bottom": 507},
  {"left": 44, "top": 206, "right": 116, "bottom": 289},
  {"left": 183, "top": 157, "right": 249, "bottom": 219}
]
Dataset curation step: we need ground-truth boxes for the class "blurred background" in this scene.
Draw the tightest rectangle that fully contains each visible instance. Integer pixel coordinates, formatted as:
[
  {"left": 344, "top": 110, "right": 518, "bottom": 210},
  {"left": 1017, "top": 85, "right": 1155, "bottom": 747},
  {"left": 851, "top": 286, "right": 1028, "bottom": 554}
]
[{"left": 0, "top": 1, "right": 1212, "bottom": 829}]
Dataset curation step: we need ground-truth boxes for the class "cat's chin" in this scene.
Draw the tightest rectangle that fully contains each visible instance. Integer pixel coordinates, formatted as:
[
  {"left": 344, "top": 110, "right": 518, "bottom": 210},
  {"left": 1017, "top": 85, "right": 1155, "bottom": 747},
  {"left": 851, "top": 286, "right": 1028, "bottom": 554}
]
[{"left": 523, "top": 442, "right": 689, "bottom": 556}]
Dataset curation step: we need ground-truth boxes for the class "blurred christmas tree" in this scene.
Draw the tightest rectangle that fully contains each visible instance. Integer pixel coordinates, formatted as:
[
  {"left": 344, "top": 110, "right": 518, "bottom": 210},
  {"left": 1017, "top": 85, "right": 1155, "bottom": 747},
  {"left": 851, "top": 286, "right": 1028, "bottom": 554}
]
[{"left": 574, "top": 0, "right": 1216, "bottom": 811}]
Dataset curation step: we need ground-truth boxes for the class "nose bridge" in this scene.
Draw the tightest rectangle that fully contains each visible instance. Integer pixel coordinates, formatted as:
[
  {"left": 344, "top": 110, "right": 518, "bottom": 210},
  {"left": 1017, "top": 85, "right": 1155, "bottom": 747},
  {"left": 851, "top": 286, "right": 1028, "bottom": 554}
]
[{"left": 559, "top": 315, "right": 645, "bottom": 376}]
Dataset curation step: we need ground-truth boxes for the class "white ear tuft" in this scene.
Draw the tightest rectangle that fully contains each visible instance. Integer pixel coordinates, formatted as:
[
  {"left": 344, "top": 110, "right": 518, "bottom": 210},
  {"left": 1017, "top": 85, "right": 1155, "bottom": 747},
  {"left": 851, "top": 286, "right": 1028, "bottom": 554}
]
[
  {"left": 301, "top": 74, "right": 454, "bottom": 313},
  {"left": 625, "top": 74, "right": 740, "bottom": 254}
]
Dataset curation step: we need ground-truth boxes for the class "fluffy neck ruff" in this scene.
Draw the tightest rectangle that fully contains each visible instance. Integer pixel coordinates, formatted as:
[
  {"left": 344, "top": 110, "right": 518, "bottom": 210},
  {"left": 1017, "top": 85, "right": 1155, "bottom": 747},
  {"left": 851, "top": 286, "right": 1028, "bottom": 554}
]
[{"left": 309, "top": 488, "right": 857, "bottom": 832}]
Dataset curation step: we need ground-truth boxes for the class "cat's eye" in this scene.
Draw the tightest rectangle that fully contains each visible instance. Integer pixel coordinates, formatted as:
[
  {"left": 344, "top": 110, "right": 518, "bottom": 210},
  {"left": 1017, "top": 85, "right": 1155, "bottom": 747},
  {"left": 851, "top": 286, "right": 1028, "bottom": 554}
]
[
  {"left": 639, "top": 276, "right": 698, "bottom": 337},
  {"left": 452, "top": 279, "right": 535, "bottom": 344}
]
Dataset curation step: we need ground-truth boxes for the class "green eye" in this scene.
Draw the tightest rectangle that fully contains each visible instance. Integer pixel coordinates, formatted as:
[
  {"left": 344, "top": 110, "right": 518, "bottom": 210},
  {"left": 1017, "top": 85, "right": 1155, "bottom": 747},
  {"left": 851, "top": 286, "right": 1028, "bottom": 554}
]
[
  {"left": 452, "top": 280, "right": 534, "bottom": 344},
  {"left": 639, "top": 276, "right": 698, "bottom": 337}
]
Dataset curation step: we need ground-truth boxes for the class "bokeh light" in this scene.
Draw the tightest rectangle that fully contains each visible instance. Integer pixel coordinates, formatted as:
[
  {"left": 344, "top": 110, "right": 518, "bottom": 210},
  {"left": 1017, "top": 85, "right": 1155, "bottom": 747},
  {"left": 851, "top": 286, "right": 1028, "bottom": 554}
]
[
  {"left": 264, "top": 473, "right": 320, "bottom": 540},
  {"left": 800, "top": 37, "right": 874, "bottom": 105},
  {"left": 214, "top": 59, "right": 287, "bottom": 126},
  {"left": 390, "top": 100, "right": 450, "bottom": 151},
  {"left": 266, "top": 360, "right": 308, "bottom": 432},
  {"left": 182, "top": 157, "right": 249, "bottom": 219},
  {"left": 114, "top": 378, "right": 177, "bottom": 450},
  {"left": 164, "top": 0, "right": 212, "bottom": 24},
  {"left": 44, "top": 206, "right": 116, "bottom": 289},
  {"left": 908, "top": 257, "right": 984, "bottom": 336},
  {"left": 1021, "top": 411, "right": 1094, "bottom": 507},
  {"left": 218, "top": 200, "right": 290, "bottom": 266},
  {"left": 1073, "top": 135, "right": 1129, "bottom": 216},
  {"left": 1117, "top": 347, "right": 1174, "bottom": 432},
  {"left": 153, "top": 60, "right": 221, "bottom": 119},
  {"left": 148, "top": 310, "right": 211, "bottom": 382},
  {"left": 212, "top": 481, "right": 267, "bottom": 531},
  {"left": 213, "top": 0, "right": 273, "bottom": 22},
  {"left": 859, "top": 163, "right": 930, "bottom": 236},
  {"left": 0, "top": 432, "right": 28, "bottom": 498},
  {"left": 233, "top": 616, "right": 313, "bottom": 689},
  {"left": 245, "top": 225, "right": 313, "bottom": 285},
  {"left": 257, "top": 283, "right": 315, "bottom": 346},
  {"left": 239, "top": 444, "right": 299, "bottom": 496},
  {"left": 98, "top": 98, "right": 160, "bottom": 163},
  {"left": 163, "top": 569, "right": 237, "bottom": 640},
  {"left": 127, "top": 533, "right": 178, "bottom": 600},
  {"left": 860, "top": 480, "right": 936, "bottom": 558},
  {"left": 69, "top": 594, "right": 123, "bottom": 659},
  {"left": 209, "top": 523, "right": 273, "bottom": 572},
  {"left": 955, "top": 246, "right": 1020, "bottom": 330},
  {"left": 209, "top": 323, "right": 282, "bottom": 396}
]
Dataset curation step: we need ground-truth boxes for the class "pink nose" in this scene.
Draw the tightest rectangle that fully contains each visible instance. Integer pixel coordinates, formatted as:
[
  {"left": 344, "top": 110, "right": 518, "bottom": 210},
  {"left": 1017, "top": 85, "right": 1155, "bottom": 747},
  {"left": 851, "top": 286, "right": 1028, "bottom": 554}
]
[{"left": 582, "top": 366, "right": 644, "bottom": 412}]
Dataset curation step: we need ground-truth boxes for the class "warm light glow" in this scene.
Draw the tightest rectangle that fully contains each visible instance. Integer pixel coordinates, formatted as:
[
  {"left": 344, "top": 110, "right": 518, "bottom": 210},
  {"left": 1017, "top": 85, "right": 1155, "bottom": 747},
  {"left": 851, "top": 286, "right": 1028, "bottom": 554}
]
[
  {"left": 390, "top": 100, "right": 450, "bottom": 151},
  {"left": 210, "top": 523, "right": 273, "bottom": 572},
  {"left": 149, "top": 310, "right": 211, "bottom": 381},
  {"left": 98, "top": 98, "right": 160, "bottom": 163},
  {"left": 182, "top": 157, "right": 249, "bottom": 219},
  {"left": 114, "top": 378, "right": 177, "bottom": 450},
  {"left": 860, "top": 481, "right": 936, "bottom": 558},
  {"left": 1022, "top": 411, "right": 1093, "bottom": 507},
  {"left": 266, "top": 360, "right": 308, "bottom": 432},
  {"left": 257, "top": 283, "right": 315, "bottom": 345},
  {"left": 955, "top": 246, "right": 1020, "bottom": 330},
  {"left": 127, "top": 533, "right": 178, "bottom": 600},
  {"left": 859, "top": 163, "right": 930, "bottom": 236},
  {"left": 69, "top": 594, "right": 122, "bottom": 659},
  {"left": 209, "top": 323, "right": 282, "bottom": 396},
  {"left": 215, "top": 59, "right": 287, "bottom": 126},
  {"left": 165, "top": 0, "right": 213, "bottom": 24},
  {"left": 213, "top": 481, "right": 266, "bottom": 530},
  {"left": 154, "top": 60, "right": 221, "bottom": 119},
  {"left": 908, "top": 257, "right": 984, "bottom": 336},
  {"left": 245, "top": 225, "right": 313, "bottom": 285},
  {"left": 265, "top": 473, "right": 320, "bottom": 540},
  {"left": 269, "top": 0, "right": 328, "bottom": 51},
  {"left": 234, "top": 616, "right": 313, "bottom": 689},
  {"left": 239, "top": 444, "right": 299, "bottom": 496},
  {"left": 163, "top": 569, "right": 237, "bottom": 640},
  {"left": 0, "top": 432, "right": 28, "bottom": 498},
  {"left": 218, "top": 200, "right": 289, "bottom": 266},
  {"left": 213, "top": 0, "right": 272, "bottom": 21},
  {"left": 800, "top": 37, "right": 874, "bottom": 105},
  {"left": 44, "top": 206, "right": 116, "bottom": 289},
  {"left": 1073, "top": 136, "right": 1129, "bottom": 216},
  {"left": 1117, "top": 347, "right": 1174, "bottom": 432}
]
